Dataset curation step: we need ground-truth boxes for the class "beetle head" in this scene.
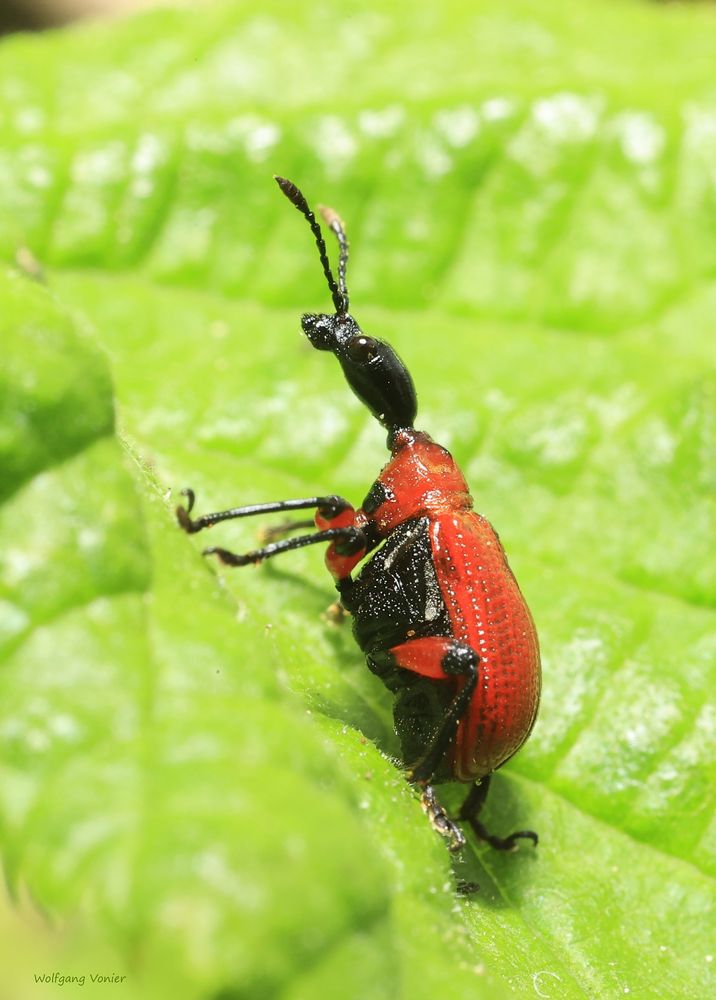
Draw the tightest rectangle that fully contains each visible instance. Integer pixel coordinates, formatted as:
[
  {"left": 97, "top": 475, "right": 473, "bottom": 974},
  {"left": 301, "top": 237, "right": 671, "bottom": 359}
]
[
  {"left": 276, "top": 176, "right": 418, "bottom": 440},
  {"left": 301, "top": 311, "right": 417, "bottom": 433}
]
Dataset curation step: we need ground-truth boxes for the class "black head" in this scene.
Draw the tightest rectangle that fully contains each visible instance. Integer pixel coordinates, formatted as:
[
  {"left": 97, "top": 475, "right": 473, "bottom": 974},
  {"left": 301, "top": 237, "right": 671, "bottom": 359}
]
[{"left": 275, "top": 176, "right": 417, "bottom": 438}]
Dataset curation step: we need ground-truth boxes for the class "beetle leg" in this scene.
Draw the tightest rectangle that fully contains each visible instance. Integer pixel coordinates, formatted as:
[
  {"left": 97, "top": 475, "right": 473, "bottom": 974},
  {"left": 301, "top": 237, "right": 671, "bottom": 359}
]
[
  {"left": 385, "top": 637, "right": 479, "bottom": 785},
  {"left": 459, "top": 776, "right": 538, "bottom": 851},
  {"left": 176, "top": 492, "right": 350, "bottom": 534},
  {"left": 315, "top": 505, "right": 374, "bottom": 583},
  {"left": 369, "top": 637, "right": 478, "bottom": 850},
  {"left": 203, "top": 525, "right": 366, "bottom": 567}
]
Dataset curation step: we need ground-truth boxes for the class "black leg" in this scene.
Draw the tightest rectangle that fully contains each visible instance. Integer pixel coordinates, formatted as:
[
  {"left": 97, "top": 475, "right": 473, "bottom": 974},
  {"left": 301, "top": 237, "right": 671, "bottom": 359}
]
[
  {"left": 459, "top": 776, "right": 538, "bottom": 851},
  {"left": 409, "top": 642, "right": 478, "bottom": 784},
  {"left": 204, "top": 525, "right": 365, "bottom": 567},
  {"left": 176, "top": 490, "right": 350, "bottom": 534}
]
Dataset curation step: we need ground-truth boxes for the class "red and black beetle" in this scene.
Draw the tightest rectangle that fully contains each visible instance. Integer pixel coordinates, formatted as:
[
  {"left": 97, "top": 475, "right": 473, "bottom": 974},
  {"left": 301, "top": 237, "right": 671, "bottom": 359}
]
[{"left": 177, "top": 177, "right": 541, "bottom": 853}]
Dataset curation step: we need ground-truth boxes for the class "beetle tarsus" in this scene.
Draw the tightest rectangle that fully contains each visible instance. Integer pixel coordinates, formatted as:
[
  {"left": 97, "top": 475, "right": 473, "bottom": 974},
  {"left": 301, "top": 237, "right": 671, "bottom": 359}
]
[
  {"left": 203, "top": 546, "right": 256, "bottom": 567},
  {"left": 420, "top": 785, "right": 466, "bottom": 853}
]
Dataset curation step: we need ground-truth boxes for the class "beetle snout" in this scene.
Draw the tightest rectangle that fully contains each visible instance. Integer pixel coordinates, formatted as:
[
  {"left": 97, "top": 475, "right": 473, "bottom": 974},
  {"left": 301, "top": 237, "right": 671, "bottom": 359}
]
[{"left": 301, "top": 313, "right": 336, "bottom": 351}]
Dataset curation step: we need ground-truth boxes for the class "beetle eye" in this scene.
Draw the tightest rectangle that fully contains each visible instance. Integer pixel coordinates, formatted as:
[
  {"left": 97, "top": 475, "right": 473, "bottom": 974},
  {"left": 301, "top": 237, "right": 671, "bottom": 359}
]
[{"left": 345, "top": 335, "right": 378, "bottom": 362}]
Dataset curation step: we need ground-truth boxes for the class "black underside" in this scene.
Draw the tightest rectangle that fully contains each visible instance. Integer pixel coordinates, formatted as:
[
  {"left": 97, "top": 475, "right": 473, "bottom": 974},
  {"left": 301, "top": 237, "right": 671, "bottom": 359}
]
[
  {"left": 339, "top": 516, "right": 458, "bottom": 782},
  {"left": 340, "top": 516, "right": 451, "bottom": 652}
]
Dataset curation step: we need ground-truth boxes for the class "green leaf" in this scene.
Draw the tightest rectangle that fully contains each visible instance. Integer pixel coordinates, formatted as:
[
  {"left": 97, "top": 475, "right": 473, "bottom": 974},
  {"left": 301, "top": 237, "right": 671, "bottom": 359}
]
[{"left": 1, "top": 1, "right": 715, "bottom": 998}]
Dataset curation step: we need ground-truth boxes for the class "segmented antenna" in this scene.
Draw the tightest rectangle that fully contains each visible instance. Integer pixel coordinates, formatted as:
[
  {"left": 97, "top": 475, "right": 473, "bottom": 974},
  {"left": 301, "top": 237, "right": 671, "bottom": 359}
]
[
  {"left": 319, "top": 204, "right": 349, "bottom": 314},
  {"left": 274, "top": 176, "right": 347, "bottom": 315}
]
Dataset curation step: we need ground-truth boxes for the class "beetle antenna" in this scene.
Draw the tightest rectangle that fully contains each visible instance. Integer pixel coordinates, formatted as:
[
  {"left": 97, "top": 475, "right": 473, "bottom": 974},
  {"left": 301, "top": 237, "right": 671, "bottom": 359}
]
[
  {"left": 274, "top": 176, "right": 346, "bottom": 315},
  {"left": 319, "top": 204, "right": 349, "bottom": 314}
]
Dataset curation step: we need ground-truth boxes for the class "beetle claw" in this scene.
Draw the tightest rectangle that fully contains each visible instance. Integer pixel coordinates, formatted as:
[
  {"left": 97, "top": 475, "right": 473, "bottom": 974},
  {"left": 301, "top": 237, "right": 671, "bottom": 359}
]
[
  {"left": 176, "top": 488, "right": 198, "bottom": 532},
  {"left": 180, "top": 487, "right": 196, "bottom": 513}
]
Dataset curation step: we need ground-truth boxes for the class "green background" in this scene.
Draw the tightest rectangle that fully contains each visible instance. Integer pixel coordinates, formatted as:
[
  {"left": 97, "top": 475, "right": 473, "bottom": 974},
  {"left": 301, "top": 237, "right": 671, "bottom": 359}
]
[{"left": 1, "top": 1, "right": 715, "bottom": 997}]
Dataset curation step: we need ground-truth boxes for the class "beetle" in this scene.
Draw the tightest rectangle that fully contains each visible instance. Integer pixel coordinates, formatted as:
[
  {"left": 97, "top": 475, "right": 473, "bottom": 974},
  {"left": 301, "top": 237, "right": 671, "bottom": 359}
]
[{"left": 177, "top": 177, "right": 541, "bottom": 853}]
